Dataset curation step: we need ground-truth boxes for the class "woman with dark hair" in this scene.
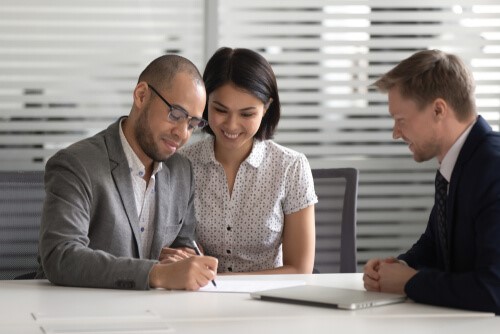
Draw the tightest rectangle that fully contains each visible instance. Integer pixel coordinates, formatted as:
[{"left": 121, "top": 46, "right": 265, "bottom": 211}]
[{"left": 180, "top": 47, "right": 317, "bottom": 274}]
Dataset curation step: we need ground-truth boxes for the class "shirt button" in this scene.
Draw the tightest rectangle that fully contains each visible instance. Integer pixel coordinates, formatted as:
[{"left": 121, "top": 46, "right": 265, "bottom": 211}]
[
  {"left": 140, "top": 227, "right": 145, "bottom": 232},
  {"left": 226, "top": 249, "right": 231, "bottom": 254},
  {"left": 226, "top": 226, "right": 232, "bottom": 231}
]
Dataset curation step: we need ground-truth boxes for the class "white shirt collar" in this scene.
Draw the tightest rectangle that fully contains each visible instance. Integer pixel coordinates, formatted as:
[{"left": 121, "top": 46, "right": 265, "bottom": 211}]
[
  {"left": 198, "top": 136, "right": 266, "bottom": 168},
  {"left": 439, "top": 120, "right": 475, "bottom": 182}
]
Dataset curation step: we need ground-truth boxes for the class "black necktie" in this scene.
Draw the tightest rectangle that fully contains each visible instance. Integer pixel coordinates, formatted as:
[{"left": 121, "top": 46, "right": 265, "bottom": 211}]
[{"left": 435, "top": 170, "right": 449, "bottom": 268}]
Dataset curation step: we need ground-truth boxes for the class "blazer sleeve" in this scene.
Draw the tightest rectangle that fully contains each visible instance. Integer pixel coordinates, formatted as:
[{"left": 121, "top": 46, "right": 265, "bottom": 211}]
[
  {"left": 398, "top": 209, "right": 439, "bottom": 269},
  {"left": 401, "top": 169, "right": 500, "bottom": 314},
  {"left": 38, "top": 150, "right": 156, "bottom": 290}
]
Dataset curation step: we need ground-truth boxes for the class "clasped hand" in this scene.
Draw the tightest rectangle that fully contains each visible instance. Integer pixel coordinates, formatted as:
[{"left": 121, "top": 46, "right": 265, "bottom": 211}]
[{"left": 363, "top": 257, "right": 417, "bottom": 295}]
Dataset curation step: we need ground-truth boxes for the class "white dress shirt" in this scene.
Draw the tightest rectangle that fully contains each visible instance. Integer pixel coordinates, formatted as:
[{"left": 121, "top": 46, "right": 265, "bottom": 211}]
[
  {"left": 440, "top": 120, "right": 476, "bottom": 184},
  {"left": 119, "top": 119, "right": 162, "bottom": 258},
  {"left": 180, "top": 137, "right": 318, "bottom": 272}
]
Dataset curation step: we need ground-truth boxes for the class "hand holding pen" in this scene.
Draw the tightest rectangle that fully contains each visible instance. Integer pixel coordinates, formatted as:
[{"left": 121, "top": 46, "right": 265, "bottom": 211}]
[{"left": 192, "top": 240, "right": 217, "bottom": 287}]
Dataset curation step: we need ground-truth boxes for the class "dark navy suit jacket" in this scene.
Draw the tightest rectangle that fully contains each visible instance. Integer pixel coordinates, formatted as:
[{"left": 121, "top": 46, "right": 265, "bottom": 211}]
[{"left": 399, "top": 116, "right": 500, "bottom": 314}]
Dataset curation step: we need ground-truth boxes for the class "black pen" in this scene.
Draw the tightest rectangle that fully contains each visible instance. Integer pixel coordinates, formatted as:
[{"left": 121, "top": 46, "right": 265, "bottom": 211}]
[{"left": 192, "top": 240, "right": 217, "bottom": 287}]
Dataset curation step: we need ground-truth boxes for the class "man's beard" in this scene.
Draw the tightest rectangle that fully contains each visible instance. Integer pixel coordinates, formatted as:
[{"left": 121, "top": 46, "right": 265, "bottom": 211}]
[{"left": 134, "top": 107, "right": 172, "bottom": 162}]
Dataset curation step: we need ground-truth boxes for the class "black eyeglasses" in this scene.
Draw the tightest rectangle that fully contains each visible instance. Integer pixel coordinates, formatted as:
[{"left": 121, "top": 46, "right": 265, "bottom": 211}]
[{"left": 147, "top": 84, "right": 208, "bottom": 131}]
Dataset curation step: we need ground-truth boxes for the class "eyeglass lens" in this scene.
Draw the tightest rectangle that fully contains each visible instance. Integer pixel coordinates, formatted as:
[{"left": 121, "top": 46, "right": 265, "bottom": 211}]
[{"left": 168, "top": 108, "right": 206, "bottom": 129}]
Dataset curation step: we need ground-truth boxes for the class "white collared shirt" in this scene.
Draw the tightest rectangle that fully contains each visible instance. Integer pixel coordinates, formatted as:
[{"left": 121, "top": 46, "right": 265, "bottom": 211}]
[
  {"left": 119, "top": 119, "right": 162, "bottom": 258},
  {"left": 180, "top": 137, "right": 318, "bottom": 273},
  {"left": 439, "top": 120, "right": 476, "bottom": 183}
]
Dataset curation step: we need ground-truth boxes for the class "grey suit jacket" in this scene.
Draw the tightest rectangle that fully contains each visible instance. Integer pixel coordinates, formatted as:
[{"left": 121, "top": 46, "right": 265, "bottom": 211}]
[{"left": 36, "top": 118, "right": 197, "bottom": 289}]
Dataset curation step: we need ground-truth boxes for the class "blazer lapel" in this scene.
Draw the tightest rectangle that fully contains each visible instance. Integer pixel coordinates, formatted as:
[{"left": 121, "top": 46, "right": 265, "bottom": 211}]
[
  {"left": 149, "top": 165, "right": 171, "bottom": 259},
  {"left": 447, "top": 116, "right": 492, "bottom": 268},
  {"left": 105, "top": 119, "right": 142, "bottom": 258}
]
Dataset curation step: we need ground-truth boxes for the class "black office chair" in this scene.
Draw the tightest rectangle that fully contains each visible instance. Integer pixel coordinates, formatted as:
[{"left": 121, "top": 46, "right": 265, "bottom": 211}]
[
  {"left": 312, "top": 168, "right": 358, "bottom": 273},
  {"left": 0, "top": 171, "right": 45, "bottom": 280}
]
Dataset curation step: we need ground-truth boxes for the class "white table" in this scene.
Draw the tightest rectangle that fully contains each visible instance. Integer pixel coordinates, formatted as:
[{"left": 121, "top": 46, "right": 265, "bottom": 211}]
[{"left": 0, "top": 274, "right": 497, "bottom": 334}]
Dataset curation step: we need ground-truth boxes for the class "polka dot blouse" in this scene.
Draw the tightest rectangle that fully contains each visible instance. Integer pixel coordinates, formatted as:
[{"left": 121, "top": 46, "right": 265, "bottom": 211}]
[{"left": 179, "top": 137, "right": 318, "bottom": 273}]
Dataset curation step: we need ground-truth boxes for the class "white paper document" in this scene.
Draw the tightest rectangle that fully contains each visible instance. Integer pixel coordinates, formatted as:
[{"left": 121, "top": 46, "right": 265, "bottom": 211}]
[
  {"left": 33, "top": 310, "right": 171, "bottom": 333},
  {"left": 40, "top": 321, "right": 173, "bottom": 334},
  {"left": 199, "top": 279, "right": 306, "bottom": 293},
  {"left": 32, "top": 309, "right": 159, "bottom": 322}
]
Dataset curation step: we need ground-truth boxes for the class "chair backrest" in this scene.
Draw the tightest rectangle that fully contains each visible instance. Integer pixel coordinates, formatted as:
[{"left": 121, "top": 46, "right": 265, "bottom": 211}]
[
  {"left": 0, "top": 171, "right": 45, "bottom": 279},
  {"left": 312, "top": 168, "right": 358, "bottom": 273}
]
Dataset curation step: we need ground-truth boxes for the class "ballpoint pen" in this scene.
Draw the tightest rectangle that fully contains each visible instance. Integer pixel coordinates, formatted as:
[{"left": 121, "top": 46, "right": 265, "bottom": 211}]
[{"left": 192, "top": 240, "right": 217, "bottom": 287}]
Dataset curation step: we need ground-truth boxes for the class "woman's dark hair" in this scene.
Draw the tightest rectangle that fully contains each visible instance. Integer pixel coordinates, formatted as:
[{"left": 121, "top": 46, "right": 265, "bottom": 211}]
[{"left": 202, "top": 47, "right": 281, "bottom": 140}]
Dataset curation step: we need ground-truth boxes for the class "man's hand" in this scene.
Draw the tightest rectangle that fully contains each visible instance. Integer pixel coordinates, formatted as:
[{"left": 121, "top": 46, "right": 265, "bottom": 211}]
[
  {"left": 363, "top": 257, "right": 401, "bottom": 292},
  {"left": 363, "top": 258, "right": 383, "bottom": 291},
  {"left": 159, "top": 247, "right": 196, "bottom": 264},
  {"left": 149, "top": 256, "right": 218, "bottom": 291},
  {"left": 377, "top": 261, "right": 416, "bottom": 295}
]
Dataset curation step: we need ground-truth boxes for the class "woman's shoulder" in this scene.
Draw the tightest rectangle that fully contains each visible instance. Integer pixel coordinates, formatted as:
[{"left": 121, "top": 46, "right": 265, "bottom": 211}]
[
  {"left": 178, "top": 136, "right": 213, "bottom": 161},
  {"left": 262, "top": 140, "right": 307, "bottom": 162}
]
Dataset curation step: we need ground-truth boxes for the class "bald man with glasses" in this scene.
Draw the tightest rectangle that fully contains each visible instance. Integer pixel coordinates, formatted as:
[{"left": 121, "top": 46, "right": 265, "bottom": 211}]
[{"left": 36, "top": 55, "right": 218, "bottom": 290}]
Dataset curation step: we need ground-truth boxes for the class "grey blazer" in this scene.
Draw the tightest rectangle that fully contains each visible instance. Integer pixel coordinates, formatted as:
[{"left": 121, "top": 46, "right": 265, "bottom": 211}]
[{"left": 36, "top": 118, "right": 197, "bottom": 289}]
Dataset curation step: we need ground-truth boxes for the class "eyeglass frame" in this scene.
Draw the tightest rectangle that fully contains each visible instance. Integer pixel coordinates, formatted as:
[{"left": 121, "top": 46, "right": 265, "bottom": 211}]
[{"left": 147, "top": 83, "right": 208, "bottom": 131}]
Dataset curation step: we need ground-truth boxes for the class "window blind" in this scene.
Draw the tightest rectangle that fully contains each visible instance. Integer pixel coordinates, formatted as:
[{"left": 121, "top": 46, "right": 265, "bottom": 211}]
[{"left": 0, "top": 0, "right": 204, "bottom": 170}]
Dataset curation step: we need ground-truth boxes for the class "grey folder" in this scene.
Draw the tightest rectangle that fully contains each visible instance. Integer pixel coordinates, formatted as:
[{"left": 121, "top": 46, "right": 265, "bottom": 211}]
[{"left": 250, "top": 285, "right": 406, "bottom": 310}]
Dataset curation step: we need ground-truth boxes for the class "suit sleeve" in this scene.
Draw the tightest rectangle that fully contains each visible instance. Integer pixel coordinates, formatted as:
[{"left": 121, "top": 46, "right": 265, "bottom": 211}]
[
  {"left": 38, "top": 150, "right": 156, "bottom": 290},
  {"left": 402, "top": 172, "right": 500, "bottom": 314},
  {"left": 398, "top": 209, "right": 439, "bottom": 269}
]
